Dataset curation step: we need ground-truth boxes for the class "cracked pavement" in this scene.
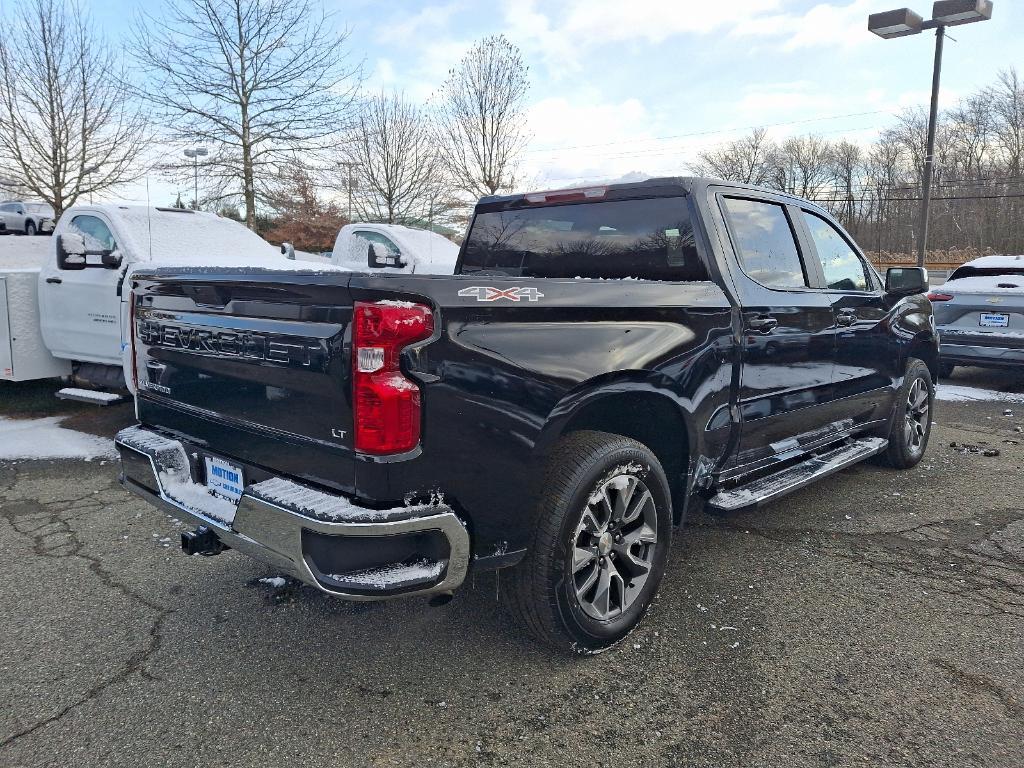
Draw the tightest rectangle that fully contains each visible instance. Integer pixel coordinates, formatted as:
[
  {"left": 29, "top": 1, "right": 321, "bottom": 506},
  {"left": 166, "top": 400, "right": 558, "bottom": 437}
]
[{"left": 1, "top": 368, "right": 1023, "bottom": 768}]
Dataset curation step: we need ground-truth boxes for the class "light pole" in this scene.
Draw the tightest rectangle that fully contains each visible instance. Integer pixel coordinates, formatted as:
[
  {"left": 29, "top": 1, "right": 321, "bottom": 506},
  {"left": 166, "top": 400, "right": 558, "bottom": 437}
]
[
  {"left": 869, "top": 0, "right": 994, "bottom": 268},
  {"left": 84, "top": 164, "right": 100, "bottom": 204},
  {"left": 183, "top": 147, "right": 209, "bottom": 210},
  {"left": 338, "top": 161, "right": 358, "bottom": 221}
]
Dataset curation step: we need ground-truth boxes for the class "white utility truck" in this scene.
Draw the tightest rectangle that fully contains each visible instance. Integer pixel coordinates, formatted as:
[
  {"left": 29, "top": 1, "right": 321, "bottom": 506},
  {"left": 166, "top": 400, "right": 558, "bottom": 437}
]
[
  {"left": 329, "top": 223, "right": 459, "bottom": 274},
  {"left": 1, "top": 205, "right": 303, "bottom": 395}
]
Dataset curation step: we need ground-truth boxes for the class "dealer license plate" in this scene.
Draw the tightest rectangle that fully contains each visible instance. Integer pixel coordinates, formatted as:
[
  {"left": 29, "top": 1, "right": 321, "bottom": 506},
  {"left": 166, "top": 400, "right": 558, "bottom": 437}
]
[
  {"left": 979, "top": 312, "right": 1009, "bottom": 328},
  {"left": 205, "top": 456, "right": 244, "bottom": 503}
]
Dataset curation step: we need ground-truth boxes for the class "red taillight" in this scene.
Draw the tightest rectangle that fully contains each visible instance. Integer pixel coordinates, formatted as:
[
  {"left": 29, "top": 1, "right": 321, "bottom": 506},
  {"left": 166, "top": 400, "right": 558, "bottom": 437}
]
[
  {"left": 352, "top": 300, "right": 433, "bottom": 455},
  {"left": 927, "top": 292, "right": 954, "bottom": 302}
]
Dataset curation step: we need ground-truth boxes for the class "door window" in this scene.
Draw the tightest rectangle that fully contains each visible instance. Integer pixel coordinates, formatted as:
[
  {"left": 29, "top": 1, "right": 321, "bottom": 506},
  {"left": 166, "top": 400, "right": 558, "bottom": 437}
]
[
  {"left": 69, "top": 215, "right": 117, "bottom": 251},
  {"left": 353, "top": 230, "right": 401, "bottom": 258},
  {"left": 802, "top": 211, "right": 870, "bottom": 292},
  {"left": 722, "top": 197, "right": 807, "bottom": 289}
]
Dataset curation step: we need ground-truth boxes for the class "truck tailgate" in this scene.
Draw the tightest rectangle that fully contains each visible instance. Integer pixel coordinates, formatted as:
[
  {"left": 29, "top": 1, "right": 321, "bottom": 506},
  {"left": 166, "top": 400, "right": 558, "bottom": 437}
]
[{"left": 130, "top": 269, "right": 357, "bottom": 494}]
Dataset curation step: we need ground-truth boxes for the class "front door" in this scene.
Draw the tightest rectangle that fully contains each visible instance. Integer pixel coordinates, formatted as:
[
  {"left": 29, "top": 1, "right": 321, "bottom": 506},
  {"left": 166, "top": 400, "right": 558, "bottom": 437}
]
[
  {"left": 717, "top": 194, "right": 838, "bottom": 472},
  {"left": 38, "top": 213, "right": 125, "bottom": 365},
  {"left": 797, "top": 208, "right": 895, "bottom": 430}
]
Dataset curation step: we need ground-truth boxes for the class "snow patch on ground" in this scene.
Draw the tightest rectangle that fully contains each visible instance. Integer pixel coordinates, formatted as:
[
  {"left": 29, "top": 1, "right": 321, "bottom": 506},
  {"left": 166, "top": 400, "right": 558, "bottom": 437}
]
[
  {"left": 0, "top": 416, "right": 117, "bottom": 461},
  {"left": 935, "top": 384, "right": 1024, "bottom": 403},
  {"left": 259, "top": 576, "right": 288, "bottom": 588}
]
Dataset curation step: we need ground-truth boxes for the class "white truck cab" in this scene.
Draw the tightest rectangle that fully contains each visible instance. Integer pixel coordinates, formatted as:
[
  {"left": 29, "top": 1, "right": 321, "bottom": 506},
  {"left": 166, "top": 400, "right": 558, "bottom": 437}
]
[
  {"left": 0, "top": 204, "right": 298, "bottom": 390},
  {"left": 330, "top": 223, "right": 459, "bottom": 275}
]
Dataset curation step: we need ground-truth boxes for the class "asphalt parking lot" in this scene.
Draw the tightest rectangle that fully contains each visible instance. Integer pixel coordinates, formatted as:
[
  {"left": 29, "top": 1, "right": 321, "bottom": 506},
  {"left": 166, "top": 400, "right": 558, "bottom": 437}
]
[{"left": 2, "top": 369, "right": 1023, "bottom": 768}]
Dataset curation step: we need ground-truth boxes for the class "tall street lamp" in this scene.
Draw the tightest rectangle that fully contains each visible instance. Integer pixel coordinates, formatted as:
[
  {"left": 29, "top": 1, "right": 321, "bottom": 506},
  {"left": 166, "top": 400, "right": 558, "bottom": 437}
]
[
  {"left": 183, "top": 147, "right": 209, "bottom": 209},
  {"left": 868, "top": 0, "right": 994, "bottom": 267},
  {"left": 84, "top": 164, "right": 100, "bottom": 204}
]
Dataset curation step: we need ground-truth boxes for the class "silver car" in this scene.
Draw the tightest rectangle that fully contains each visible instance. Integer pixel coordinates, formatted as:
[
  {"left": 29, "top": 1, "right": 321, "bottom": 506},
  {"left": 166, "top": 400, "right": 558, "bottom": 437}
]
[
  {"left": 931, "top": 254, "right": 1024, "bottom": 376},
  {"left": 0, "top": 200, "right": 55, "bottom": 235}
]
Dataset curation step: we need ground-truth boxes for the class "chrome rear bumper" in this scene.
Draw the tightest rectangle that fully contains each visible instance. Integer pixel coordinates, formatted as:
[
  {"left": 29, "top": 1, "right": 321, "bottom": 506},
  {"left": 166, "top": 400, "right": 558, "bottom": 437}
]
[{"left": 115, "top": 425, "right": 470, "bottom": 600}]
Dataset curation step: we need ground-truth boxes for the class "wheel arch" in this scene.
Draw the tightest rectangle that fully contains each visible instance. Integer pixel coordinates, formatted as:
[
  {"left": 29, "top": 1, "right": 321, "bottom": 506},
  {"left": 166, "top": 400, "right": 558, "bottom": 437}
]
[{"left": 535, "top": 374, "right": 695, "bottom": 524}]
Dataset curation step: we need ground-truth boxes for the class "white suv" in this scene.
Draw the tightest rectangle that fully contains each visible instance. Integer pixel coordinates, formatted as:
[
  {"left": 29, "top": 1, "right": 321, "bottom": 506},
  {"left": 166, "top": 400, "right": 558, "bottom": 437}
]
[{"left": 0, "top": 201, "right": 55, "bottom": 235}]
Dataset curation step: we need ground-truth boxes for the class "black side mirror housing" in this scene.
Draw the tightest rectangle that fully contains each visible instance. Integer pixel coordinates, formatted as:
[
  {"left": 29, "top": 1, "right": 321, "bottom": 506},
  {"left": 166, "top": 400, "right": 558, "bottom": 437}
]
[
  {"left": 367, "top": 242, "right": 406, "bottom": 269},
  {"left": 101, "top": 251, "right": 122, "bottom": 268},
  {"left": 56, "top": 233, "right": 87, "bottom": 270},
  {"left": 886, "top": 267, "right": 928, "bottom": 296}
]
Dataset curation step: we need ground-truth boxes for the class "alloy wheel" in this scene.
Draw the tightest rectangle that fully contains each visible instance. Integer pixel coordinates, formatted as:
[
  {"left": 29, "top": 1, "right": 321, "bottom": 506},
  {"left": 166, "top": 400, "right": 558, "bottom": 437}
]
[
  {"left": 904, "top": 377, "right": 930, "bottom": 452},
  {"left": 570, "top": 472, "right": 659, "bottom": 621}
]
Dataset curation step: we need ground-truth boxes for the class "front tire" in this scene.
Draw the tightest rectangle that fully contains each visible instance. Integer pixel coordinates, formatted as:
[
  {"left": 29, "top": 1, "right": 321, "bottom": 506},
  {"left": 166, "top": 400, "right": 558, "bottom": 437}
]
[
  {"left": 507, "top": 430, "right": 672, "bottom": 654},
  {"left": 24, "top": 220, "right": 35, "bottom": 236},
  {"left": 881, "top": 358, "right": 934, "bottom": 469}
]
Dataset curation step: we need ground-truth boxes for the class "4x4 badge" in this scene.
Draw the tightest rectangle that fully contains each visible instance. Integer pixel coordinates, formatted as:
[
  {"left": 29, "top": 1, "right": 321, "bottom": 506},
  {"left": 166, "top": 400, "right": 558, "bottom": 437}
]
[{"left": 458, "top": 286, "right": 545, "bottom": 302}]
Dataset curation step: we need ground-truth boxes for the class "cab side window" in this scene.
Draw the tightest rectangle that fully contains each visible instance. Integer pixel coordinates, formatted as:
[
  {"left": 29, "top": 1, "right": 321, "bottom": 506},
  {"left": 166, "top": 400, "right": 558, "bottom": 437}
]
[
  {"left": 802, "top": 211, "right": 871, "bottom": 292},
  {"left": 69, "top": 215, "right": 117, "bottom": 251},
  {"left": 354, "top": 230, "right": 402, "bottom": 258},
  {"left": 722, "top": 197, "right": 807, "bottom": 289}
]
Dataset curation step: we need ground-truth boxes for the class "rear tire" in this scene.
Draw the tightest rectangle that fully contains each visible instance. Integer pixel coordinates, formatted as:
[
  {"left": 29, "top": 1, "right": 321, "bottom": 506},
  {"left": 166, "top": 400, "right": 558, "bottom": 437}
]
[
  {"left": 507, "top": 430, "right": 672, "bottom": 655},
  {"left": 24, "top": 220, "right": 35, "bottom": 236},
  {"left": 938, "top": 362, "right": 955, "bottom": 379},
  {"left": 881, "top": 358, "right": 934, "bottom": 469}
]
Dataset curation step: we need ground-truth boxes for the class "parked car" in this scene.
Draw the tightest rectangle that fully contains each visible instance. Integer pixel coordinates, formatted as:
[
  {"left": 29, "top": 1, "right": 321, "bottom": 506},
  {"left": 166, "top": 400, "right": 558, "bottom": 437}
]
[
  {"left": 930, "top": 253, "right": 1024, "bottom": 376},
  {"left": 0, "top": 200, "right": 55, "bottom": 235},
  {"left": 330, "top": 223, "right": 459, "bottom": 274},
  {"left": 115, "top": 177, "right": 936, "bottom": 653},
  {"left": 0, "top": 204, "right": 325, "bottom": 391}
]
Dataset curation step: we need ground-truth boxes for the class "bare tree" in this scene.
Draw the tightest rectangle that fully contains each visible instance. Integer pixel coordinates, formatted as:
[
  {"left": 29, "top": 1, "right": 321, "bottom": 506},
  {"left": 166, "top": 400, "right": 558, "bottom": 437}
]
[
  {"left": 990, "top": 68, "right": 1024, "bottom": 178},
  {"left": 691, "top": 128, "right": 777, "bottom": 186},
  {"left": 132, "top": 0, "right": 361, "bottom": 229},
  {"left": 0, "top": 0, "right": 147, "bottom": 217},
  {"left": 772, "top": 134, "right": 835, "bottom": 198},
  {"left": 347, "top": 92, "right": 442, "bottom": 224},
  {"left": 432, "top": 35, "right": 530, "bottom": 198},
  {"left": 829, "top": 139, "right": 864, "bottom": 230}
]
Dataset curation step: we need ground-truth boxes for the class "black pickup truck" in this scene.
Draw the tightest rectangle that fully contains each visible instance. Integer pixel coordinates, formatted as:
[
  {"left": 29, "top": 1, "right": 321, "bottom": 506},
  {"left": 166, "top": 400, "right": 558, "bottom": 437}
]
[{"left": 116, "top": 177, "right": 937, "bottom": 653}]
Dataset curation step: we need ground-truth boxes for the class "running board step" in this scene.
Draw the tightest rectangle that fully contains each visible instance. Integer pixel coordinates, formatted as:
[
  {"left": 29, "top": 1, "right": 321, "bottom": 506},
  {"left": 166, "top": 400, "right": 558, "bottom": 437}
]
[
  {"left": 707, "top": 437, "right": 888, "bottom": 513},
  {"left": 56, "top": 387, "right": 128, "bottom": 406}
]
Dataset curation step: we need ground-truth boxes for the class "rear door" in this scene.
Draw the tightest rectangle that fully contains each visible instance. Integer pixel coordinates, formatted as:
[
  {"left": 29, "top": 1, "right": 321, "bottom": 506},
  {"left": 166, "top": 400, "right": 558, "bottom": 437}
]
[
  {"left": 716, "top": 193, "right": 838, "bottom": 471},
  {"left": 796, "top": 208, "right": 895, "bottom": 428}
]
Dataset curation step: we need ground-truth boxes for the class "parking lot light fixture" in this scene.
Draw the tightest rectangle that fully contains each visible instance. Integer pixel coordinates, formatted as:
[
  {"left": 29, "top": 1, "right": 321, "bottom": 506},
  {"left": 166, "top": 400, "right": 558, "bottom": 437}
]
[
  {"left": 183, "top": 147, "right": 209, "bottom": 210},
  {"left": 867, "top": 1, "right": 994, "bottom": 267}
]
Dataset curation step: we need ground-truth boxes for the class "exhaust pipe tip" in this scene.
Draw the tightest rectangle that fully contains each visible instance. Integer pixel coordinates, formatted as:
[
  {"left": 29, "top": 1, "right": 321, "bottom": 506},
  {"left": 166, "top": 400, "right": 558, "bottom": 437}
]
[{"left": 427, "top": 591, "right": 454, "bottom": 607}]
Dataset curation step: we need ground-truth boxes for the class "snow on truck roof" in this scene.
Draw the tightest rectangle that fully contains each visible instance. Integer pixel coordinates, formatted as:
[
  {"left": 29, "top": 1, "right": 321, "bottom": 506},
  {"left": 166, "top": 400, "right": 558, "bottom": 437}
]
[{"left": 78, "top": 205, "right": 289, "bottom": 266}]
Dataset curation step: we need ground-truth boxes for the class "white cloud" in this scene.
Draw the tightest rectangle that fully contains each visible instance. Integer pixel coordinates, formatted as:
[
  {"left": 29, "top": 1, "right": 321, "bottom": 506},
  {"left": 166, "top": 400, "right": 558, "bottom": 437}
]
[
  {"left": 732, "top": 0, "right": 879, "bottom": 51},
  {"left": 374, "top": 2, "right": 466, "bottom": 45}
]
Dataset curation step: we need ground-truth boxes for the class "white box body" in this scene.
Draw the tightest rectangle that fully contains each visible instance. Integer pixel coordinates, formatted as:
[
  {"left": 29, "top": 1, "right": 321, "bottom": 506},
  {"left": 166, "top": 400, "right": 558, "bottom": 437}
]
[{"left": 0, "top": 268, "right": 72, "bottom": 381}]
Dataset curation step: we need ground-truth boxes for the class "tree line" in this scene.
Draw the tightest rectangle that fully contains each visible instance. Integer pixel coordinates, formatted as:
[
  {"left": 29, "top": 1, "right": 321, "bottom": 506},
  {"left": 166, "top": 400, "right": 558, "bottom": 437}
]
[
  {"left": 0, "top": 0, "right": 1021, "bottom": 261},
  {"left": 0, "top": 0, "right": 529, "bottom": 250},
  {"left": 691, "top": 69, "right": 1024, "bottom": 262}
]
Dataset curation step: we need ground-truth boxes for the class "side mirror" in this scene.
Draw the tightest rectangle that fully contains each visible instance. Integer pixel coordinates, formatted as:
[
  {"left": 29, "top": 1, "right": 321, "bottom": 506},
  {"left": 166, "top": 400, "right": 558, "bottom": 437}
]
[
  {"left": 101, "top": 250, "right": 123, "bottom": 268},
  {"left": 886, "top": 267, "right": 928, "bottom": 296},
  {"left": 56, "top": 233, "right": 87, "bottom": 270},
  {"left": 281, "top": 242, "right": 296, "bottom": 260},
  {"left": 368, "top": 241, "right": 406, "bottom": 269}
]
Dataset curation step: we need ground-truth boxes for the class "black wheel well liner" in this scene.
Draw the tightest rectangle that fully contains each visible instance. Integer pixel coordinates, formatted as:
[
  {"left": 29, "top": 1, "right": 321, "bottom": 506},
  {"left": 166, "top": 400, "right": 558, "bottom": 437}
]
[
  {"left": 907, "top": 331, "right": 939, "bottom": 380},
  {"left": 557, "top": 391, "right": 690, "bottom": 523}
]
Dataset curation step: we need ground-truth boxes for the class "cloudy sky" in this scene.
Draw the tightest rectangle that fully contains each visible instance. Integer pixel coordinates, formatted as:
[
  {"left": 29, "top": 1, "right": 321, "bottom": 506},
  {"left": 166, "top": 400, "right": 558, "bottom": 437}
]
[{"left": 86, "top": 0, "right": 1023, "bottom": 204}]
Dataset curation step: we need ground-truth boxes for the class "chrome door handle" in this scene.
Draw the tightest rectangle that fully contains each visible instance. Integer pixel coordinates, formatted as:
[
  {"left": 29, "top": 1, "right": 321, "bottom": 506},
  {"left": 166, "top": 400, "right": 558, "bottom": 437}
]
[
  {"left": 747, "top": 316, "right": 778, "bottom": 334},
  {"left": 836, "top": 310, "right": 857, "bottom": 326}
]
